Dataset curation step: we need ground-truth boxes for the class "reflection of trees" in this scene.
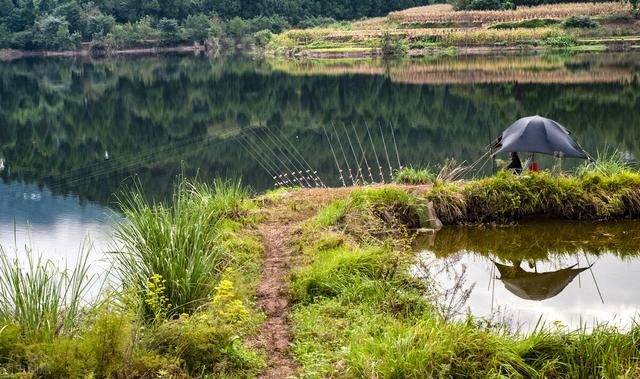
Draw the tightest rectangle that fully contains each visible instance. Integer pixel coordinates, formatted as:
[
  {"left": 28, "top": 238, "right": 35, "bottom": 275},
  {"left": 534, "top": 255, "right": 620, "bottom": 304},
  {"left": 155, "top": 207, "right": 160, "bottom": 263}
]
[
  {"left": 0, "top": 54, "right": 639, "bottom": 206},
  {"left": 425, "top": 220, "right": 640, "bottom": 260}
]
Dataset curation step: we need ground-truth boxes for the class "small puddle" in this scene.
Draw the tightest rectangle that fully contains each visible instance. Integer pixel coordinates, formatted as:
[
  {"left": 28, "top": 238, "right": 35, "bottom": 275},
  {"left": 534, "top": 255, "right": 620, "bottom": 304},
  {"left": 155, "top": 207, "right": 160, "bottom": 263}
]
[{"left": 412, "top": 220, "right": 640, "bottom": 331}]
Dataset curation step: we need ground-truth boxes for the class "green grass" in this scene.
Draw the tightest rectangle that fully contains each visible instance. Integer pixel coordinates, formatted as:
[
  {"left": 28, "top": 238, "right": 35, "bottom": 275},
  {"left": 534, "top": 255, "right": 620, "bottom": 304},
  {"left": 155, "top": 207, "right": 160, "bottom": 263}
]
[
  {"left": 426, "top": 168, "right": 640, "bottom": 224},
  {"left": 0, "top": 178, "right": 265, "bottom": 377},
  {"left": 113, "top": 178, "right": 253, "bottom": 319},
  {"left": 289, "top": 189, "right": 640, "bottom": 378},
  {"left": 0, "top": 244, "right": 97, "bottom": 342},
  {"left": 393, "top": 166, "right": 436, "bottom": 185}
]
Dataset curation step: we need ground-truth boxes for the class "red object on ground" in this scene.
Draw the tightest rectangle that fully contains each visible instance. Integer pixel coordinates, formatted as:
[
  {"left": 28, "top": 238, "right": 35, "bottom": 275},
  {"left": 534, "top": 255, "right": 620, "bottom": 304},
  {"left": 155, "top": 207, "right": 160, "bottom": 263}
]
[{"left": 528, "top": 162, "right": 539, "bottom": 172}]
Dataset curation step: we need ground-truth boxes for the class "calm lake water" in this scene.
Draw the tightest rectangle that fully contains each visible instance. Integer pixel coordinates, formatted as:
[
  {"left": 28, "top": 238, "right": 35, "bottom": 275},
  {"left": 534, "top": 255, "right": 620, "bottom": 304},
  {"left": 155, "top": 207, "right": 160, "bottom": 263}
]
[
  {"left": 1, "top": 51, "right": 639, "bottom": 325},
  {"left": 413, "top": 220, "right": 640, "bottom": 330}
]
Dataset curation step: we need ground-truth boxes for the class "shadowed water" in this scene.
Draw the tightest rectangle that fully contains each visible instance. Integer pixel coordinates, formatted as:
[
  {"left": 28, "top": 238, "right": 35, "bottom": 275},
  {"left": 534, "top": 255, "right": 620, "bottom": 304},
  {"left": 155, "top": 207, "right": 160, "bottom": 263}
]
[{"left": 413, "top": 220, "right": 640, "bottom": 330}]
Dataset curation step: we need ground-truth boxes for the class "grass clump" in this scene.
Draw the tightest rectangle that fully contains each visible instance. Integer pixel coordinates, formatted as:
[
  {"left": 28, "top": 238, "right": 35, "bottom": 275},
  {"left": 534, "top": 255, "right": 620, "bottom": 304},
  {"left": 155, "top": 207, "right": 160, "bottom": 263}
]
[
  {"left": 428, "top": 168, "right": 640, "bottom": 224},
  {"left": 0, "top": 245, "right": 96, "bottom": 342},
  {"left": 113, "top": 178, "right": 253, "bottom": 318},
  {"left": 393, "top": 166, "right": 436, "bottom": 185}
]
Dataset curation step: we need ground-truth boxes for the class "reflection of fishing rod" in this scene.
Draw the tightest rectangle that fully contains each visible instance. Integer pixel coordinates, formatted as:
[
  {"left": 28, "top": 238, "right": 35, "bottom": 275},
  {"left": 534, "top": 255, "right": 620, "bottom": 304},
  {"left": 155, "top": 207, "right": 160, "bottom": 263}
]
[
  {"left": 322, "top": 123, "right": 346, "bottom": 187},
  {"left": 583, "top": 254, "right": 604, "bottom": 305}
]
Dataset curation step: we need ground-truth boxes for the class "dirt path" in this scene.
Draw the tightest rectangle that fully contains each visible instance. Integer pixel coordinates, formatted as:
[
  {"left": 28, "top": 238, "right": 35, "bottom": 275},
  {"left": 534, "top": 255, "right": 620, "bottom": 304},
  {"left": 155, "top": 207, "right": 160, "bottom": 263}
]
[{"left": 253, "top": 222, "right": 297, "bottom": 378}]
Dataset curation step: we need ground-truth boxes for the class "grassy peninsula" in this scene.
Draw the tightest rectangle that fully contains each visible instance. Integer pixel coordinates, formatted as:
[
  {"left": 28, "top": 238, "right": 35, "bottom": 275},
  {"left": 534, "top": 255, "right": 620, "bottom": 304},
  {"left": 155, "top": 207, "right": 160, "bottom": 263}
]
[{"left": 0, "top": 158, "right": 640, "bottom": 377}]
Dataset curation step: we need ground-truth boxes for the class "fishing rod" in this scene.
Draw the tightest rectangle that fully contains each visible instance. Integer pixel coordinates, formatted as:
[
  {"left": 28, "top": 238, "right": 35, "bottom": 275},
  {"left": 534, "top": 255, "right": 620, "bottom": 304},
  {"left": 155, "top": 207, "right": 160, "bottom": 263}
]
[
  {"left": 378, "top": 121, "right": 394, "bottom": 180},
  {"left": 240, "top": 132, "right": 292, "bottom": 187},
  {"left": 351, "top": 122, "right": 375, "bottom": 184},
  {"left": 238, "top": 135, "right": 283, "bottom": 187},
  {"left": 274, "top": 127, "right": 325, "bottom": 188},
  {"left": 389, "top": 121, "right": 402, "bottom": 170},
  {"left": 322, "top": 123, "right": 346, "bottom": 187},
  {"left": 247, "top": 128, "right": 309, "bottom": 188},
  {"left": 332, "top": 121, "right": 355, "bottom": 186},
  {"left": 365, "top": 121, "right": 385, "bottom": 183},
  {"left": 342, "top": 122, "right": 365, "bottom": 185},
  {"left": 260, "top": 126, "right": 313, "bottom": 188}
]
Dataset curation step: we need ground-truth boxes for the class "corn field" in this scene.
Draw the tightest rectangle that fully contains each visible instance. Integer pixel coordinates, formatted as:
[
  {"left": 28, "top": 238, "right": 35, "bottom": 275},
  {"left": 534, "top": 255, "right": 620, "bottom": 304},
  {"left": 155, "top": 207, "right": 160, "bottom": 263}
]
[{"left": 389, "top": 2, "right": 629, "bottom": 26}]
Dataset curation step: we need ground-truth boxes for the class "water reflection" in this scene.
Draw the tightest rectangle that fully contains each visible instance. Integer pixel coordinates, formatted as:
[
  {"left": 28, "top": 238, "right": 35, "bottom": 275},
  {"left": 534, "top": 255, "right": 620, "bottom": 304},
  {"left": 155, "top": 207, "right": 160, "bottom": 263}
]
[
  {"left": 1, "top": 52, "right": 639, "bottom": 277},
  {"left": 413, "top": 220, "right": 640, "bottom": 330},
  {"left": 0, "top": 181, "right": 119, "bottom": 270}
]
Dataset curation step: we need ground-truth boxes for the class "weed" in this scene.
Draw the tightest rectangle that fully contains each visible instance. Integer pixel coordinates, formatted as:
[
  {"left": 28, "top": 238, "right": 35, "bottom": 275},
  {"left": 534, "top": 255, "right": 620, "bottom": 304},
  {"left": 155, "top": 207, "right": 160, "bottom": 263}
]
[
  {"left": 393, "top": 166, "right": 435, "bottom": 184},
  {"left": 0, "top": 244, "right": 97, "bottom": 342}
]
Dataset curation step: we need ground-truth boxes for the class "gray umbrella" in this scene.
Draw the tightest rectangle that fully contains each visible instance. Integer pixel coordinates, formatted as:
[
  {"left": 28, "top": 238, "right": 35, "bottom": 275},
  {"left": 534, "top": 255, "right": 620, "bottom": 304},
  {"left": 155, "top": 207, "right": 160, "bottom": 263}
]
[{"left": 493, "top": 115, "right": 588, "bottom": 159}]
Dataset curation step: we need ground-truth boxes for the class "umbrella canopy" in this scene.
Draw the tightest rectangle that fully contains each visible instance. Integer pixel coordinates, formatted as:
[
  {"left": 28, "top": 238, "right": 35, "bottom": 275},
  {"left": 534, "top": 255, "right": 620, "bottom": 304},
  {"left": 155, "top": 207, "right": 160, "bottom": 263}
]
[
  {"left": 493, "top": 115, "right": 588, "bottom": 159},
  {"left": 494, "top": 261, "right": 589, "bottom": 301}
]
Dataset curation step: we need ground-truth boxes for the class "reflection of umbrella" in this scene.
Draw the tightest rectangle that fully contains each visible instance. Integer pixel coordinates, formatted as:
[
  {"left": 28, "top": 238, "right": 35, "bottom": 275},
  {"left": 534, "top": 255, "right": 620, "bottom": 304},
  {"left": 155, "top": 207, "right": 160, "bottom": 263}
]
[
  {"left": 494, "top": 261, "right": 589, "bottom": 301},
  {"left": 493, "top": 116, "right": 589, "bottom": 159}
]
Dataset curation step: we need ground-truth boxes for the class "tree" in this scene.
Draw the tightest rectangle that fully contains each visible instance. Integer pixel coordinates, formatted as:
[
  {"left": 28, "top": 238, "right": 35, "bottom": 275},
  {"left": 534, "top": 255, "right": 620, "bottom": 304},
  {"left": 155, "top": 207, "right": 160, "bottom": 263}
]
[
  {"left": 182, "top": 13, "right": 211, "bottom": 43},
  {"left": 158, "top": 17, "right": 180, "bottom": 44}
]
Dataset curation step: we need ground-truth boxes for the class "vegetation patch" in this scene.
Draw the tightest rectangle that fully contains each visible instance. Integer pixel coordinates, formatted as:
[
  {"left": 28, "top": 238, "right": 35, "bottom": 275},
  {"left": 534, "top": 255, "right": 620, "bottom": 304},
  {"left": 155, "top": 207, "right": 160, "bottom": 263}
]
[
  {"left": 0, "top": 179, "right": 265, "bottom": 377},
  {"left": 289, "top": 187, "right": 640, "bottom": 378}
]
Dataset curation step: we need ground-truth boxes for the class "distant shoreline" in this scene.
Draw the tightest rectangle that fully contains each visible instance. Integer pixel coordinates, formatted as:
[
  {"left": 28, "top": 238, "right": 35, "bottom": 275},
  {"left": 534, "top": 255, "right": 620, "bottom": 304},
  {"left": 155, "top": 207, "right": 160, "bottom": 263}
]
[{"left": 0, "top": 44, "right": 201, "bottom": 60}]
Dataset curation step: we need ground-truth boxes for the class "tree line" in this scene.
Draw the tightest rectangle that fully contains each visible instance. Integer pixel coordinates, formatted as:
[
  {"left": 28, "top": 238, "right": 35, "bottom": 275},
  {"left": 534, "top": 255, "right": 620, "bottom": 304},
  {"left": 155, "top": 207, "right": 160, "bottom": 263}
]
[{"left": 0, "top": 0, "right": 432, "bottom": 50}]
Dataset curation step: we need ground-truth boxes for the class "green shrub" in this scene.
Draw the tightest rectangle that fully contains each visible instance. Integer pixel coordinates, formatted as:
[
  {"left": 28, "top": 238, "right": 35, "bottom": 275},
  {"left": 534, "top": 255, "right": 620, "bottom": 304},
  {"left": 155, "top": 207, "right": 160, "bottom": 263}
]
[
  {"left": 393, "top": 167, "right": 435, "bottom": 185},
  {"left": 450, "top": 0, "right": 515, "bottom": 11},
  {"left": 380, "top": 32, "right": 408, "bottom": 57},
  {"left": 113, "top": 178, "right": 251, "bottom": 319},
  {"left": 290, "top": 246, "right": 396, "bottom": 303},
  {"left": 543, "top": 35, "right": 577, "bottom": 48},
  {"left": 490, "top": 18, "right": 560, "bottom": 29},
  {"left": 253, "top": 29, "right": 273, "bottom": 47},
  {"left": 562, "top": 16, "right": 599, "bottom": 29}
]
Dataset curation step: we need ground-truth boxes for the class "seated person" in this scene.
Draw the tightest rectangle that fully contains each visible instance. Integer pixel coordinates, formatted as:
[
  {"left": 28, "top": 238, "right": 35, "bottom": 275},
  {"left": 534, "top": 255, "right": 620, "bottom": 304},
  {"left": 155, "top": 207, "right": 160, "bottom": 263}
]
[{"left": 506, "top": 152, "right": 522, "bottom": 174}]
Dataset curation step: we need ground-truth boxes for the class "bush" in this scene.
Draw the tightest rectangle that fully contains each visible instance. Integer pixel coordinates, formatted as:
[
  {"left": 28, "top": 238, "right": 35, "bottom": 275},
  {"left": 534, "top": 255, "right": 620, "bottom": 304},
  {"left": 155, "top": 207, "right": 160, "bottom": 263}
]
[
  {"left": 158, "top": 17, "right": 182, "bottom": 44},
  {"left": 32, "top": 15, "right": 81, "bottom": 50},
  {"left": 543, "top": 35, "right": 577, "bottom": 47},
  {"left": 562, "top": 16, "right": 599, "bottom": 28},
  {"left": 380, "top": 32, "right": 408, "bottom": 57},
  {"left": 182, "top": 13, "right": 212, "bottom": 43},
  {"left": 252, "top": 29, "right": 273, "bottom": 47},
  {"left": 84, "top": 14, "right": 115, "bottom": 39},
  {"left": 113, "top": 179, "right": 251, "bottom": 319},
  {"left": 490, "top": 18, "right": 560, "bottom": 29},
  {"left": 297, "top": 16, "right": 338, "bottom": 29},
  {"left": 393, "top": 167, "right": 435, "bottom": 185},
  {"left": 450, "top": 0, "right": 515, "bottom": 11}
]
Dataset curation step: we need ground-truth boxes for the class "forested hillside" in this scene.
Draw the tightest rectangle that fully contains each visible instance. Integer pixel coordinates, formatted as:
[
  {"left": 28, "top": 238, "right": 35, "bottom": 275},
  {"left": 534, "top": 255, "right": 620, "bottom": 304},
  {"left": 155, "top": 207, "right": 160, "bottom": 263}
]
[{"left": 0, "top": 0, "right": 432, "bottom": 50}]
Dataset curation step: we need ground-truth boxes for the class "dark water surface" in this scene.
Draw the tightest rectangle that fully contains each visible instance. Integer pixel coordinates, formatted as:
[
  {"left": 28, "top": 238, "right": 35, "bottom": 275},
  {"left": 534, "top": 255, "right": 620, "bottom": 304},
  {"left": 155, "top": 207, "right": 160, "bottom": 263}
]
[{"left": 1, "top": 53, "right": 639, "bottom": 321}]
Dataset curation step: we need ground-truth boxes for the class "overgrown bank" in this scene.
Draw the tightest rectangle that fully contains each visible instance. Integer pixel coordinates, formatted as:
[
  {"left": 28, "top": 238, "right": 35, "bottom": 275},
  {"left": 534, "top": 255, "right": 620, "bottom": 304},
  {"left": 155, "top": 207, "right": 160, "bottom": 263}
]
[
  {"left": 284, "top": 185, "right": 640, "bottom": 377},
  {"left": 0, "top": 179, "right": 266, "bottom": 377},
  {"left": 2, "top": 164, "right": 640, "bottom": 376}
]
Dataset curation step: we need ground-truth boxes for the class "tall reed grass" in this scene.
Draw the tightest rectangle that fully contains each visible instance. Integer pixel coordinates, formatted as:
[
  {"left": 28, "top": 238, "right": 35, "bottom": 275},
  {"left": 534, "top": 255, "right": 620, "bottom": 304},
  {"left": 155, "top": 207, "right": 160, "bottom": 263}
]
[
  {"left": 0, "top": 244, "right": 97, "bottom": 341},
  {"left": 113, "top": 178, "right": 251, "bottom": 318}
]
